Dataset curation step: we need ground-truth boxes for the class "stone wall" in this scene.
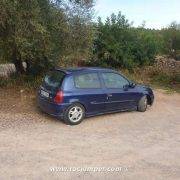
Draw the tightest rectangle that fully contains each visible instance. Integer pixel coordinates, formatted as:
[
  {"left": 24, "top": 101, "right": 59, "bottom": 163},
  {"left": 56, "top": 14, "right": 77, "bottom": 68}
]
[
  {"left": 154, "top": 56, "right": 180, "bottom": 74},
  {"left": 0, "top": 56, "right": 179, "bottom": 78},
  {"left": 0, "top": 64, "right": 16, "bottom": 77},
  {"left": 0, "top": 62, "right": 26, "bottom": 77}
]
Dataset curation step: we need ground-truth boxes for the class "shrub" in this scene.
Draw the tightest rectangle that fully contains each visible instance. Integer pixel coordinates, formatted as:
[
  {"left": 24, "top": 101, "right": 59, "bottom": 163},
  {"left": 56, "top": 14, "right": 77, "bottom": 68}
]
[{"left": 89, "top": 12, "right": 161, "bottom": 70}]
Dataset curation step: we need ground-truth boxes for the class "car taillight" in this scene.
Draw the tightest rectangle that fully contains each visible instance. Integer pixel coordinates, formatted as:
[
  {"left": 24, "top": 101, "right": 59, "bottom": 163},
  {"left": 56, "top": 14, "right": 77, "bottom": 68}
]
[{"left": 54, "top": 90, "right": 63, "bottom": 104}]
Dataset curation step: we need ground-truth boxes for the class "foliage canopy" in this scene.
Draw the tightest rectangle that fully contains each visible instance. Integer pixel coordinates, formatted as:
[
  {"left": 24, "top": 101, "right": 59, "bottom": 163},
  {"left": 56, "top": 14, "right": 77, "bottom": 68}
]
[{"left": 0, "top": 2, "right": 180, "bottom": 75}]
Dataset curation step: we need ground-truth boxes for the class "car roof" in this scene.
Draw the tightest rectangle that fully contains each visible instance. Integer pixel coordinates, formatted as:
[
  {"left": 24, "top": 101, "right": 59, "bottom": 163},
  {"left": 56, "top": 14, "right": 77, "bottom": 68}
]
[{"left": 54, "top": 67, "right": 116, "bottom": 74}]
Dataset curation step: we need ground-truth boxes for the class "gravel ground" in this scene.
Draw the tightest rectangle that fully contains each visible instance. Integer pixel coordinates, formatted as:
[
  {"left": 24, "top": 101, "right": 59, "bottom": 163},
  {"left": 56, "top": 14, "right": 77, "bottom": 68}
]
[{"left": 0, "top": 88, "right": 180, "bottom": 180}]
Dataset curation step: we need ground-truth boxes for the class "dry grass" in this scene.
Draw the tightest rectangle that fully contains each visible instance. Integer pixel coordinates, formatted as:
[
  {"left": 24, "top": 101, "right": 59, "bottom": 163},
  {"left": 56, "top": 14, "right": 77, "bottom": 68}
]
[
  {"left": 0, "top": 74, "right": 43, "bottom": 92},
  {"left": 120, "top": 66, "right": 180, "bottom": 93},
  {"left": 0, "top": 66, "right": 179, "bottom": 93}
]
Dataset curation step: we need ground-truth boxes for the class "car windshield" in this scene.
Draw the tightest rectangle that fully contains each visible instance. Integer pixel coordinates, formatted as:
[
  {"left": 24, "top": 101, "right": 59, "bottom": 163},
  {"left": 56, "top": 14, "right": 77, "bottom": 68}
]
[{"left": 44, "top": 70, "right": 65, "bottom": 91}]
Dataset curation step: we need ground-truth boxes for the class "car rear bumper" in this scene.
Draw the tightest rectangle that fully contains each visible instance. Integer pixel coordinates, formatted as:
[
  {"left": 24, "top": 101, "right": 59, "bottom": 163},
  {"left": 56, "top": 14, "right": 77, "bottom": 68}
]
[{"left": 38, "top": 96, "right": 68, "bottom": 118}]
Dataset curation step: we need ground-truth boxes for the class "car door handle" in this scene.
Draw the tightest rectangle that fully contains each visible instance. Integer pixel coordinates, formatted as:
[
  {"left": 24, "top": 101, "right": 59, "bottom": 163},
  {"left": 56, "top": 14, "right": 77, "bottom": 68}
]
[
  {"left": 107, "top": 94, "right": 112, "bottom": 97},
  {"left": 107, "top": 94, "right": 112, "bottom": 100}
]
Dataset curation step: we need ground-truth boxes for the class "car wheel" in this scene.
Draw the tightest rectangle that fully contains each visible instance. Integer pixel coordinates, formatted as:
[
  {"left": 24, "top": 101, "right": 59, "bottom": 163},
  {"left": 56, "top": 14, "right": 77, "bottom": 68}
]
[
  {"left": 63, "top": 103, "right": 85, "bottom": 125},
  {"left": 137, "top": 95, "right": 148, "bottom": 112}
]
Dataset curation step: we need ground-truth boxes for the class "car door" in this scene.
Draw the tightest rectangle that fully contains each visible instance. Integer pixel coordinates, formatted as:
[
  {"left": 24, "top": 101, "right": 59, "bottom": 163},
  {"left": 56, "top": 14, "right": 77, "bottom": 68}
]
[
  {"left": 100, "top": 72, "right": 139, "bottom": 111},
  {"left": 72, "top": 72, "right": 107, "bottom": 115}
]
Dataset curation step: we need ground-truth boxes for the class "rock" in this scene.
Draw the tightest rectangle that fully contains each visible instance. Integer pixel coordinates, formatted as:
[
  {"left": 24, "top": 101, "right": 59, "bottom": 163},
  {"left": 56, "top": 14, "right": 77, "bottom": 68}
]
[{"left": 155, "top": 55, "right": 180, "bottom": 74}]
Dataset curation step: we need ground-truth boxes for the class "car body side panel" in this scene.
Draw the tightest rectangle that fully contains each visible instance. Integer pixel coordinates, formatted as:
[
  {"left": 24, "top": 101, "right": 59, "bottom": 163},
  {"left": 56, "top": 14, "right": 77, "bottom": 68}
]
[
  {"left": 63, "top": 90, "right": 107, "bottom": 116},
  {"left": 103, "top": 88, "right": 143, "bottom": 111}
]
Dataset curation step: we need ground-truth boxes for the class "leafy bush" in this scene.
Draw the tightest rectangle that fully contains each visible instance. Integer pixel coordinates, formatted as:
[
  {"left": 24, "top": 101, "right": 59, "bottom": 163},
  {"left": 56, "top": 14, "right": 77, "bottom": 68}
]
[
  {"left": 161, "top": 22, "right": 180, "bottom": 60},
  {"left": 0, "top": 0, "right": 94, "bottom": 75},
  {"left": 88, "top": 12, "right": 161, "bottom": 69}
]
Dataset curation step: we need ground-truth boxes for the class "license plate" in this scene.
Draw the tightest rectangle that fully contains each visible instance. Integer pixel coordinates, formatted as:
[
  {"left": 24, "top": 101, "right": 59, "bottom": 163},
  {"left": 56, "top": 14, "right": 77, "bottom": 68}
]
[{"left": 41, "top": 90, "right": 49, "bottom": 98}]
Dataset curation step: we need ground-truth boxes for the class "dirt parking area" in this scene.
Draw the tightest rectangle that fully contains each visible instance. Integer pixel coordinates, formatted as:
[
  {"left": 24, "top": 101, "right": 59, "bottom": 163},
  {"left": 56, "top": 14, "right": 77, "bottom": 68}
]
[{"left": 0, "top": 88, "right": 180, "bottom": 180}]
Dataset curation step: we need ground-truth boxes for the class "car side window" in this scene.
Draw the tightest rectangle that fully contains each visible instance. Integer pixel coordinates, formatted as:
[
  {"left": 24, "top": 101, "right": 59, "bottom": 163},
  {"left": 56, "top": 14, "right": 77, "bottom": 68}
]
[
  {"left": 102, "top": 72, "right": 129, "bottom": 89},
  {"left": 74, "top": 73, "right": 101, "bottom": 89}
]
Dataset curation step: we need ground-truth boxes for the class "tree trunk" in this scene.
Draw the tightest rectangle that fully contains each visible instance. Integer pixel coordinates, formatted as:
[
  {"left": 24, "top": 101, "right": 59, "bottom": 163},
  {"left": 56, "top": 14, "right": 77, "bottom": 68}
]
[
  {"left": 12, "top": 47, "right": 25, "bottom": 74},
  {"left": 25, "top": 59, "right": 30, "bottom": 75}
]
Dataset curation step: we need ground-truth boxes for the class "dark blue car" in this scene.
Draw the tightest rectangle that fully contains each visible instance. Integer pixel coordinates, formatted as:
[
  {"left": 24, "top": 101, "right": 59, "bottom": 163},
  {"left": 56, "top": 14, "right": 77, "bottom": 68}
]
[{"left": 38, "top": 67, "right": 154, "bottom": 125}]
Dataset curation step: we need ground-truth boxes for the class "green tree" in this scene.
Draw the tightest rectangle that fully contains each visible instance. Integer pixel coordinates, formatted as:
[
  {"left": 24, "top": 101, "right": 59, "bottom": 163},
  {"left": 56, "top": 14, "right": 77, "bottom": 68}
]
[
  {"left": 91, "top": 12, "right": 160, "bottom": 69},
  {"left": 162, "top": 21, "right": 180, "bottom": 60},
  {"left": 0, "top": 0, "right": 95, "bottom": 75}
]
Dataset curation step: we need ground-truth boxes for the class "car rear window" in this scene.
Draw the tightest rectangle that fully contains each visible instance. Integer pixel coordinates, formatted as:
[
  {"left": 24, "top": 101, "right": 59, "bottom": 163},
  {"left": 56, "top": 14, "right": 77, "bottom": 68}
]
[
  {"left": 44, "top": 70, "right": 65, "bottom": 91},
  {"left": 74, "top": 73, "right": 101, "bottom": 89}
]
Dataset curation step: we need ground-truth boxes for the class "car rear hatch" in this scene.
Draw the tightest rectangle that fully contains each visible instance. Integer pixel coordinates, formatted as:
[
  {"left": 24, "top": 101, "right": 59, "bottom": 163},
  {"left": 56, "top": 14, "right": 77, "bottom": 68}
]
[{"left": 39, "top": 70, "right": 66, "bottom": 103}]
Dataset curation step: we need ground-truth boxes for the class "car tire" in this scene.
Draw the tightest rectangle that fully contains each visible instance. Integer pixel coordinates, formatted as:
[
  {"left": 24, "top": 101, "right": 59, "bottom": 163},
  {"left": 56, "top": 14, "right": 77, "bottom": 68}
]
[
  {"left": 63, "top": 103, "right": 85, "bottom": 125},
  {"left": 137, "top": 95, "right": 148, "bottom": 112}
]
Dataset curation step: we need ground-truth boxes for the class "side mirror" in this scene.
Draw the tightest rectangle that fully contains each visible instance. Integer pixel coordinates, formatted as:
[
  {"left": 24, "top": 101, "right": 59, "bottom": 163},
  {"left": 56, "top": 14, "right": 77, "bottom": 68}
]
[{"left": 129, "top": 82, "right": 136, "bottom": 88}]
